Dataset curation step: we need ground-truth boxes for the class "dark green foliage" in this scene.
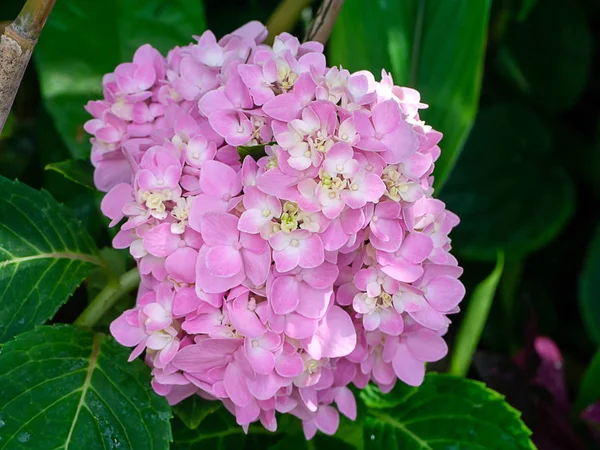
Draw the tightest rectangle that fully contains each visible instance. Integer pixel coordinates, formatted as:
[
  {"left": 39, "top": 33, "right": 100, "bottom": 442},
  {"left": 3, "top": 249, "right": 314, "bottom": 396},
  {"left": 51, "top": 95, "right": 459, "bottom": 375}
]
[
  {"left": 0, "top": 326, "right": 171, "bottom": 449},
  {"left": 0, "top": 177, "right": 101, "bottom": 343},
  {"left": 362, "top": 375, "right": 535, "bottom": 450}
]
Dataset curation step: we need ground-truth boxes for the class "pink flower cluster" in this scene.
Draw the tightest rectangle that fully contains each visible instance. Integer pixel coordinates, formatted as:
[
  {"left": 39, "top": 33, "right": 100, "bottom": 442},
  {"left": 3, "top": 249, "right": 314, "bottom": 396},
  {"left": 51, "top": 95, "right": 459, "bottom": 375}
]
[{"left": 86, "top": 21, "right": 465, "bottom": 438}]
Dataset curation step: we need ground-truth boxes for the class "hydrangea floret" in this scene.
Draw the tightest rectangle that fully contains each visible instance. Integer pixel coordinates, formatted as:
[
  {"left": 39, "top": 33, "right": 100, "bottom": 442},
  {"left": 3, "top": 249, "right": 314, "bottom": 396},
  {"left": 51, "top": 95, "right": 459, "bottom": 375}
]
[{"left": 86, "top": 21, "right": 465, "bottom": 438}]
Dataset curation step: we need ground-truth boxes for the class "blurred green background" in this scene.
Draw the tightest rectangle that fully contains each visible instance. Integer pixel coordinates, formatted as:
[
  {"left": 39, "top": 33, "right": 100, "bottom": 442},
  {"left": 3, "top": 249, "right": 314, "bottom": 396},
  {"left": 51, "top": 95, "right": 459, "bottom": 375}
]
[{"left": 2, "top": 0, "right": 600, "bottom": 447}]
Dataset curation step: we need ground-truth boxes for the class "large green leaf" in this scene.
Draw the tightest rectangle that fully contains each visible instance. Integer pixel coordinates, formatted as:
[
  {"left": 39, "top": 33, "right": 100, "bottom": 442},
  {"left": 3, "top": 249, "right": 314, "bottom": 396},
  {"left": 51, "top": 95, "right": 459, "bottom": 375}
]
[
  {"left": 45, "top": 159, "right": 95, "bottom": 190},
  {"left": 172, "top": 395, "right": 222, "bottom": 430},
  {"left": 35, "top": 0, "right": 207, "bottom": 158},
  {"left": 580, "top": 223, "right": 600, "bottom": 345},
  {"left": 171, "top": 409, "right": 279, "bottom": 450},
  {"left": 0, "top": 325, "right": 171, "bottom": 449},
  {"left": 269, "top": 434, "right": 355, "bottom": 450},
  {"left": 499, "top": 0, "right": 592, "bottom": 113},
  {"left": 171, "top": 408, "right": 353, "bottom": 450},
  {"left": 362, "top": 374, "right": 535, "bottom": 449},
  {"left": 329, "top": 0, "right": 491, "bottom": 190},
  {"left": 0, "top": 177, "right": 103, "bottom": 343},
  {"left": 440, "top": 102, "right": 575, "bottom": 261}
]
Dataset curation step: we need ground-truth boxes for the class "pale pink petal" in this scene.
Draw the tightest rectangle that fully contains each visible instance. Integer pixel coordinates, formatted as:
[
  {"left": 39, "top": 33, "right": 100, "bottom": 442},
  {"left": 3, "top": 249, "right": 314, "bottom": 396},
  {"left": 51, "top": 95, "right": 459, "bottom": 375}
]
[
  {"left": 406, "top": 329, "right": 448, "bottom": 362},
  {"left": 381, "top": 261, "right": 424, "bottom": 283},
  {"left": 298, "top": 234, "right": 325, "bottom": 269},
  {"left": 270, "top": 276, "right": 300, "bottom": 315},
  {"left": 284, "top": 313, "right": 319, "bottom": 339},
  {"left": 224, "top": 362, "right": 252, "bottom": 407},
  {"left": 315, "top": 405, "right": 340, "bottom": 435},
  {"left": 110, "top": 312, "right": 146, "bottom": 347},
  {"left": 206, "top": 246, "right": 243, "bottom": 277},
  {"left": 392, "top": 343, "right": 425, "bottom": 386},
  {"left": 335, "top": 387, "right": 357, "bottom": 420},
  {"left": 200, "top": 213, "right": 239, "bottom": 246},
  {"left": 305, "top": 306, "right": 356, "bottom": 359},
  {"left": 425, "top": 275, "right": 465, "bottom": 312},
  {"left": 246, "top": 372, "right": 284, "bottom": 401},
  {"left": 241, "top": 247, "right": 271, "bottom": 286}
]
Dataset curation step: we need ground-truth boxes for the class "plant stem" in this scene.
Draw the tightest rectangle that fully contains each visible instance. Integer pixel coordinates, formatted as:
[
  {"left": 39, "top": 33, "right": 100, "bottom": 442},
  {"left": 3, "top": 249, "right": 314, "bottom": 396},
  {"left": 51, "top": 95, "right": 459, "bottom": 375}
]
[
  {"left": 74, "top": 268, "right": 140, "bottom": 329},
  {"left": 266, "top": 0, "right": 313, "bottom": 45},
  {"left": 0, "top": 0, "right": 55, "bottom": 134},
  {"left": 304, "top": 0, "right": 346, "bottom": 44},
  {"left": 449, "top": 252, "right": 505, "bottom": 377}
]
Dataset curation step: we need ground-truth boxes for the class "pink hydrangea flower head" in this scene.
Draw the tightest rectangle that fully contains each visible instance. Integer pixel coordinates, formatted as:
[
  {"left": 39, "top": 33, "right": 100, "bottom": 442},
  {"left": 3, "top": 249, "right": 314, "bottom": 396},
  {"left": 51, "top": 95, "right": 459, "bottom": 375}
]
[{"left": 88, "top": 20, "right": 464, "bottom": 438}]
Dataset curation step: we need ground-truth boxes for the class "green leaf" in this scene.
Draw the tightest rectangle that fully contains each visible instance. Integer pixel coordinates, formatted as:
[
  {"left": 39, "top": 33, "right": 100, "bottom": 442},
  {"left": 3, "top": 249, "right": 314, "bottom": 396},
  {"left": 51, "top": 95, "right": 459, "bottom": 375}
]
[
  {"left": 172, "top": 395, "right": 222, "bottom": 430},
  {"left": 45, "top": 159, "right": 95, "bottom": 190},
  {"left": 0, "top": 177, "right": 103, "bottom": 343},
  {"left": 269, "top": 434, "right": 356, "bottom": 450},
  {"left": 329, "top": 0, "right": 491, "bottom": 190},
  {"left": 500, "top": 0, "right": 592, "bottom": 112},
  {"left": 449, "top": 252, "right": 504, "bottom": 377},
  {"left": 171, "top": 409, "right": 279, "bottom": 450},
  {"left": 35, "top": 0, "right": 207, "bottom": 158},
  {"left": 237, "top": 143, "right": 272, "bottom": 161},
  {"left": 579, "top": 223, "right": 600, "bottom": 345},
  {"left": 575, "top": 350, "right": 600, "bottom": 411},
  {"left": 440, "top": 102, "right": 575, "bottom": 261},
  {"left": 0, "top": 325, "right": 171, "bottom": 449},
  {"left": 362, "top": 374, "right": 535, "bottom": 450}
]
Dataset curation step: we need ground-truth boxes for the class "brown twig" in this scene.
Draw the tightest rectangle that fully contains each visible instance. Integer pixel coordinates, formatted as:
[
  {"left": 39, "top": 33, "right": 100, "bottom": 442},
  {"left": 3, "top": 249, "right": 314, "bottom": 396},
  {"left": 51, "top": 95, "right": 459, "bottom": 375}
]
[
  {"left": 304, "top": 0, "right": 345, "bottom": 44},
  {"left": 0, "top": 0, "right": 55, "bottom": 134}
]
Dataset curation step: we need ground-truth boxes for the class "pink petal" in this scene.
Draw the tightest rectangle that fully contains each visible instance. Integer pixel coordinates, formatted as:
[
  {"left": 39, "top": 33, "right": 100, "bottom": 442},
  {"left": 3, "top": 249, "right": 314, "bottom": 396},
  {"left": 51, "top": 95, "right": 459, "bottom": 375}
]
[
  {"left": 296, "top": 284, "right": 331, "bottom": 319},
  {"left": 262, "top": 93, "right": 303, "bottom": 122},
  {"left": 143, "top": 223, "right": 181, "bottom": 257},
  {"left": 270, "top": 276, "right": 300, "bottom": 315},
  {"left": 305, "top": 306, "right": 356, "bottom": 359},
  {"left": 335, "top": 387, "right": 357, "bottom": 420},
  {"left": 425, "top": 275, "right": 465, "bottom": 312},
  {"left": 165, "top": 248, "right": 198, "bottom": 283},
  {"left": 381, "top": 261, "right": 424, "bottom": 283},
  {"left": 246, "top": 372, "right": 283, "bottom": 401},
  {"left": 200, "top": 213, "right": 239, "bottom": 246},
  {"left": 229, "top": 298, "right": 267, "bottom": 338},
  {"left": 172, "top": 287, "right": 201, "bottom": 316},
  {"left": 284, "top": 313, "right": 319, "bottom": 339},
  {"left": 378, "top": 308, "right": 404, "bottom": 336},
  {"left": 406, "top": 329, "right": 448, "bottom": 362},
  {"left": 273, "top": 246, "right": 300, "bottom": 273},
  {"left": 315, "top": 405, "right": 340, "bottom": 435},
  {"left": 101, "top": 183, "right": 132, "bottom": 226},
  {"left": 298, "top": 235, "right": 325, "bottom": 269},
  {"left": 196, "top": 245, "right": 245, "bottom": 293},
  {"left": 372, "top": 99, "right": 401, "bottom": 134},
  {"left": 379, "top": 122, "right": 419, "bottom": 164},
  {"left": 363, "top": 311, "right": 381, "bottom": 331},
  {"left": 110, "top": 311, "right": 146, "bottom": 347},
  {"left": 200, "top": 160, "right": 241, "bottom": 199},
  {"left": 224, "top": 362, "right": 252, "bottom": 407},
  {"left": 301, "top": 263, "right": 339, "bottom": 289},
  {"left": 399, "top": 232, "right": 434, "bottom": 263},
  {"left": 238, "top": 209, "right": 270, "bottom": 234},
  {"left": 206, "top": 246, "right": 243, "bottom": 277},
  {"left": 409, "top": 304, "right": 449, "bottom": 331},
  {"left": 241, "top": 247, "right": 271, "bottom": 286},
  {"left": 275, "top": 347, "right": 304, "bottom": 378},
  {"left": 245, "top": 341, "right": 276, "bottom": 374},
  {"left": 392, "top": 343, "right": 425, "bottom": 386}
]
